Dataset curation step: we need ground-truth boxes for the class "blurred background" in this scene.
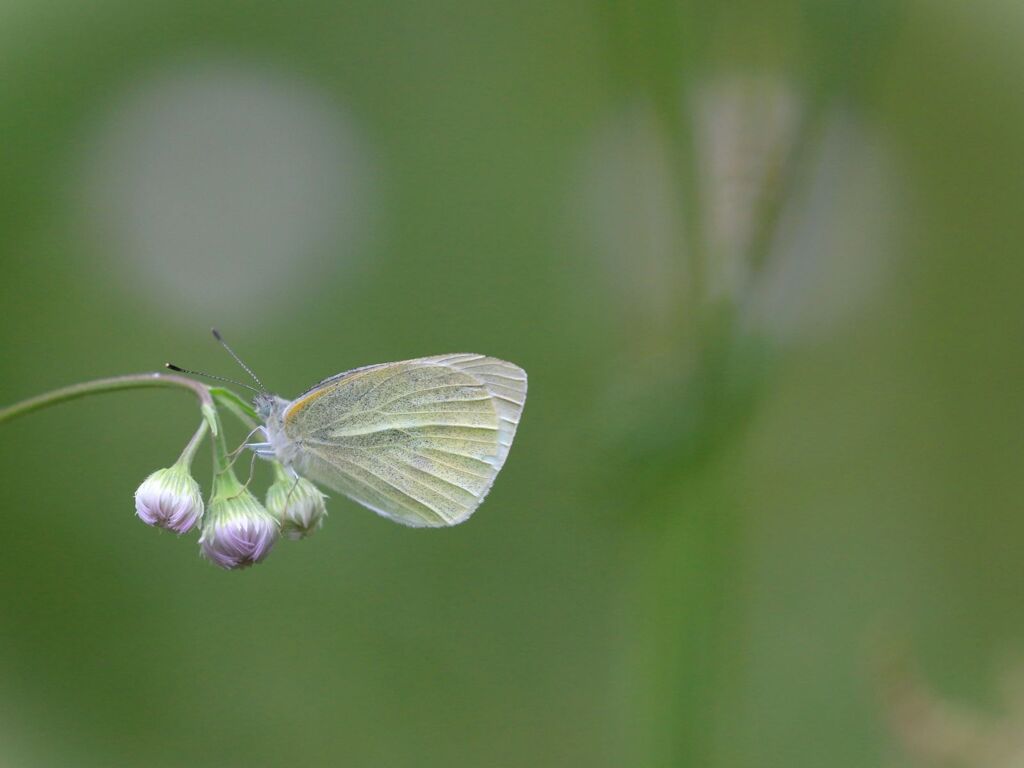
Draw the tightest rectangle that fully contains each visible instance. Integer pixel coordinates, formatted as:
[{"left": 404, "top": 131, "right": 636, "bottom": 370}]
[{"left": 1, "top": 1, "right": 1023, "bottom": 766}]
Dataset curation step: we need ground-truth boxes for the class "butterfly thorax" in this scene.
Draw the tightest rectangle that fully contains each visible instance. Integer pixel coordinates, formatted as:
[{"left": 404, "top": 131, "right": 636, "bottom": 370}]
[{"left": 254, "top": 393, "right": 300, "bottom": 467}]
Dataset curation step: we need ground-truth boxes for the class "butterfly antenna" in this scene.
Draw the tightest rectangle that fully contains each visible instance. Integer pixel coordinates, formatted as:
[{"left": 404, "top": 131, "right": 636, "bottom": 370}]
[
  {"left": 164, "top": 363, "right": 261, "bottom": 394},
  {"left": 211, "top": 328, "right": 266, "bottom": 391}
]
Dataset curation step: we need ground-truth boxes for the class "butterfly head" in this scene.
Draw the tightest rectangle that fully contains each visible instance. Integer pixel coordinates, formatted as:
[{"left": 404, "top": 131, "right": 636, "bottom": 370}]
[
  {"left": 254, "top": 392, "right": 278, "bottom": 421},
  {"left": 167, "top": 330, "right": 275, "bottom": 420}
]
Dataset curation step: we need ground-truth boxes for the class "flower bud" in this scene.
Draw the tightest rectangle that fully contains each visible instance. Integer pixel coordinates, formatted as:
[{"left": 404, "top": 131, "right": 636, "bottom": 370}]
[
  {"left": 199, "top": 488, "right": 279, "bottom": 570},
  {"left": 265, "top": 475, "right": 327, "bottom": 540},
  {"left": 134, "top": 464, "right": 204, "bottom": 534}
]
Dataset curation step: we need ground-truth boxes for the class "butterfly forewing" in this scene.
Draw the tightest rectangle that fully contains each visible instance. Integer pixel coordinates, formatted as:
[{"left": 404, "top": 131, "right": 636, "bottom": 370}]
[{"left": 282, "top": 354, "right": 526, "bottom": 527}]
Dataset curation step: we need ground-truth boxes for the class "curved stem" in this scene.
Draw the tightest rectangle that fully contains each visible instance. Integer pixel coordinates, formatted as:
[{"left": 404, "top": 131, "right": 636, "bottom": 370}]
[{"left": 0, "top": 373, "right": 214, "bottom": 426}]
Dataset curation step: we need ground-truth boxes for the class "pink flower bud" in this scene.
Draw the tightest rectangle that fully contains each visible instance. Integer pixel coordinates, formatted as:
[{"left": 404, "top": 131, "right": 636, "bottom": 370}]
[
  {"left": 134, "top": 465, "right": 204, "bottom": 534},
  {"left": 199, "top": 489, "right": 279, "bottom": 570}
]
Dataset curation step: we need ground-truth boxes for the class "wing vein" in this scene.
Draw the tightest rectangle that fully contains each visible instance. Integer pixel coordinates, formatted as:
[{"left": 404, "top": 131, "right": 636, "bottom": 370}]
[
  {"left": 393, "top": 455, "right": 482, "bottom": 495},
  {"left": 416, "top": 454, "right": 492, "bottom": 481},
  {"left": 347, "top": 447, "right": 471, "bottom": 511},
  {"left": 305, "top": 446, "right": 447, "bottom": 524},
  {"left": 461, "top": 369, "right": 527, "bottom": 382}
]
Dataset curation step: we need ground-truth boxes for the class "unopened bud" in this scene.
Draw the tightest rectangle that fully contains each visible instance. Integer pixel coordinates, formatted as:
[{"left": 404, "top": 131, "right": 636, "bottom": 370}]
[
  {"left": 199, "top": 488, "right": 279, "bottom": 570},
  {"left": 134, "top": 464, "right": 204, "bottom": 534},
  {"left": 265, "top": 475, "right": 327, "bottom": 540}
]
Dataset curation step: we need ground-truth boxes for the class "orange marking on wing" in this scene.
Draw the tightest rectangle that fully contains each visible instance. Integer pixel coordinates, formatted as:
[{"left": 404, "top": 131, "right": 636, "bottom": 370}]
[
  {"left": 283, "top": 365, "right": 384, "bottom": 426},
  {"left": 284, "top": 385, "right": 337, "bottom": 424}
]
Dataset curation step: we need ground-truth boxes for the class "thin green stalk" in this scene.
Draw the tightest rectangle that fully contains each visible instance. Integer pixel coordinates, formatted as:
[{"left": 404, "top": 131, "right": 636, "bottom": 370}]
[
  {"left": 176, "top": 419, "right": 210, "bottom": 467},
  {"left": 210, "top": 409, "right": 234, "bottom": 479},
  {"left": 0, "top": 373, "right": 215, "bottom": 425},
  {"left": 208, "top": 408, "right": 255, "bottom": 502}
]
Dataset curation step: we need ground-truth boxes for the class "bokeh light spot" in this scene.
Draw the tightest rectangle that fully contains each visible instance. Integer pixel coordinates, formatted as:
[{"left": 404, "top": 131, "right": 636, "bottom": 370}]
[{"left": 75, "top": 56, "right": 376, "bottom": 326}]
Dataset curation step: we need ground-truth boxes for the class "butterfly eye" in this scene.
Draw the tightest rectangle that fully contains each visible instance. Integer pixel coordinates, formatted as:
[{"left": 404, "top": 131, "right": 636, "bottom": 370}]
[{"left": 254, "top": 394, "right": 275, "bottom": 420}]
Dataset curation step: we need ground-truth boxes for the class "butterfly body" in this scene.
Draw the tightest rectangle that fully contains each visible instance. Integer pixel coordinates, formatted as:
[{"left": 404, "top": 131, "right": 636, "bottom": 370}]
[{"left": 251, "top": 354, "right": 526, "bottom": 528}]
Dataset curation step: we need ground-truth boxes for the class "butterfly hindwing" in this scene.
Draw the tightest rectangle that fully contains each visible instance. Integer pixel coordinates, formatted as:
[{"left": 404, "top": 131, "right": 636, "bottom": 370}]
[{"left": 282, "top": 355, "right": 526, "bottom": 527}]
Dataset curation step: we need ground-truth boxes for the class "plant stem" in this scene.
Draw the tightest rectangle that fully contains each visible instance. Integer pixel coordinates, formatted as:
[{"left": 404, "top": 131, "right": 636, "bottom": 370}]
[
  {"left": 210, "top": 412, "right": 245, "bottom": 498},
  {"left": 211, "top": 410, "right": 233, "bottom": 477},
  {"left": 176, "top": 419, "right": 210, "bottom": 467},
  {"left": 0, "top": 373, "right": 215, "bottom": 426}
]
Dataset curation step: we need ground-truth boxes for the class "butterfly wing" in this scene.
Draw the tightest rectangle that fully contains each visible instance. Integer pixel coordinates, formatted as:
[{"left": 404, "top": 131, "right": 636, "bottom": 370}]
[{"left": 282, "top": 354, "right": 527, "bottom": 527}]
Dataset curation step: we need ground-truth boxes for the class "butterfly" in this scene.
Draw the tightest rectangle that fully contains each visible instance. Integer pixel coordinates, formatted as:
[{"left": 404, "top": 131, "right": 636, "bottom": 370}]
[{"left": 172, "top": 332, "right": 526, "bottom": 528}]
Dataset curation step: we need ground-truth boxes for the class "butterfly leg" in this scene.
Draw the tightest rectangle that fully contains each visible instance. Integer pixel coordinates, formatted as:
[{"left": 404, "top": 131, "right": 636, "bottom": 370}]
[
  {"left": 225, "top": 451, "right": 260, "bottom": 499},
  {"left": 240, "top": 451, "right": 259, "bottom": 491},
  {"left": 283, "top": 474, "right": 301, "bottom": 507},
  {"left": 245, "top": 442, "right": 277, "bottom": 459},
  {"left": 224, "top": 426, "right": 269, "bottom": 471}
]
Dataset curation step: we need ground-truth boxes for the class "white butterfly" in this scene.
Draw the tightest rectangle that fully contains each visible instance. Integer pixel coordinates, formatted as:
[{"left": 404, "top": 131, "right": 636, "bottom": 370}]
[{"left": 180, "top": 335, "right": 527, "bottom": 528}]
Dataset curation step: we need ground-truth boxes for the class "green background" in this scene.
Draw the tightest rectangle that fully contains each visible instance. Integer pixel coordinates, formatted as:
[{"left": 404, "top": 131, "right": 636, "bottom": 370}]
[{"left": 2, "top": 1, "right": 1023, "bottom": 766}]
